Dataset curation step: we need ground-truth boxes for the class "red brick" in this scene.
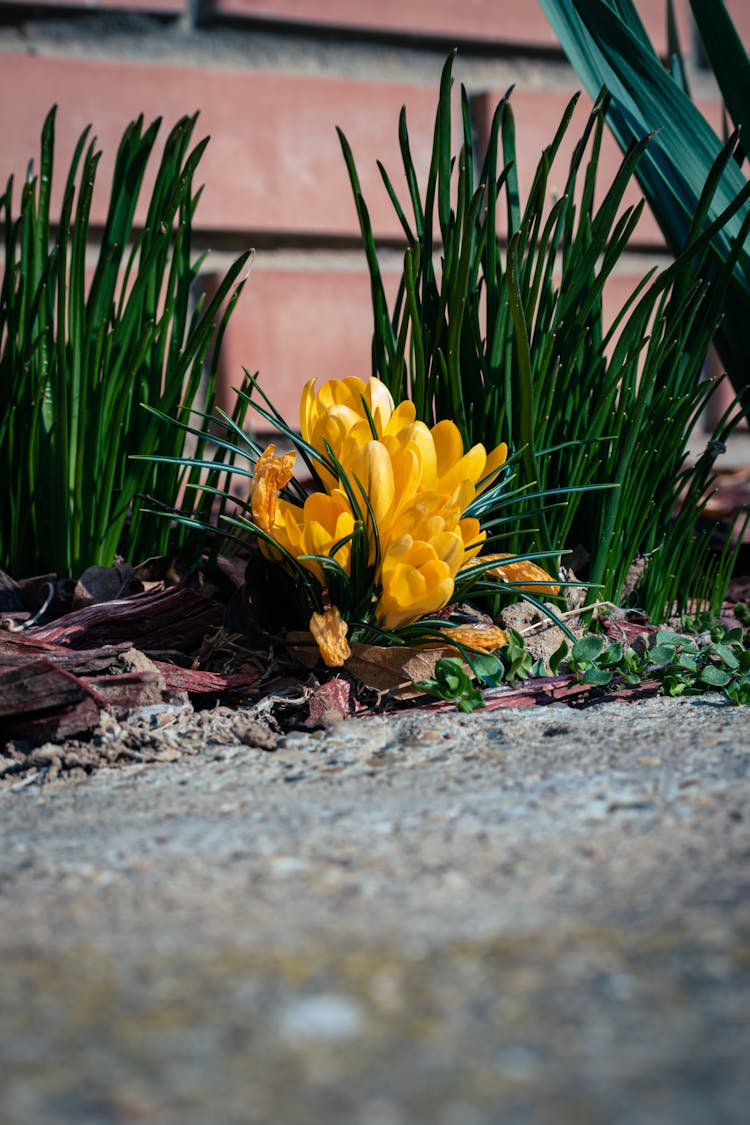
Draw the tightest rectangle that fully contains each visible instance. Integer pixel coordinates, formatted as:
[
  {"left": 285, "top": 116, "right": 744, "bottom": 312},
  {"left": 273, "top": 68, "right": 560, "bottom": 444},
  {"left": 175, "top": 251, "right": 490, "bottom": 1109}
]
[
  {"left": 601, "top": 269, "right": 654, "bottom": 331},
  {"left": 213, "top": 265, "right": 394, "bottom": 425},
  {"left": 1, "top": 53, "right": 724, "bottom": 250},
  {"left": 206, "top": 0, "right": 694, "bottom": 53},
  {"left": 206, "top": 0, "right": 559, "bottom": 47},
  {"left": 0, "top": 52, "right": 452, "bottom": 240}
]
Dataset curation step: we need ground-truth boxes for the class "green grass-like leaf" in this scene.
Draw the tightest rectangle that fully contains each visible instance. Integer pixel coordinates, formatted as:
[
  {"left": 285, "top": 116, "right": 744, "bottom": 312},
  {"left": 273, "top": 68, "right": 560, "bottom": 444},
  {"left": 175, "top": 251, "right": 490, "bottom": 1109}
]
[
  {"left": 339, "top": 52, "right": 746, "bottom": 619},
  {"left": 0, "top": 107, "right": 252, "bottom": 577}
]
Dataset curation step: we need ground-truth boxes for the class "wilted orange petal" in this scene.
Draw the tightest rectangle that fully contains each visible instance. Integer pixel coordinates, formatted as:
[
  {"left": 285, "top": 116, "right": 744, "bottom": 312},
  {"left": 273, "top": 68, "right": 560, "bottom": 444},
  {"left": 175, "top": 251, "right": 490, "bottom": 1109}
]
[
  {"left": 439, "top": 624, "right": 509, "bottom": 651},
  {"left": 478, "top": 553, "right": 561, "bottom": 595},
  {"left": 309, "top": 606, "right": 351, "bottom": 668},
  {"left": 250, "top": 445, "right": 296, "bottom": 533}
]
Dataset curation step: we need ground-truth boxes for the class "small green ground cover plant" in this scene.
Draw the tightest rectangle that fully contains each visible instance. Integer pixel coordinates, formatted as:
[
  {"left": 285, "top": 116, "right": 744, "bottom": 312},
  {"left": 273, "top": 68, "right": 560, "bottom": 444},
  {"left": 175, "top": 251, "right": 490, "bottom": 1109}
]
[
  {"left": 338, "top": 52, "right": 749, "bottom": 622},
  {"left": 415, "top": 611, "right": 750, "bottom": 710},
  {"left": 0, "top": 107, "right": 252, "bottom": 578}
]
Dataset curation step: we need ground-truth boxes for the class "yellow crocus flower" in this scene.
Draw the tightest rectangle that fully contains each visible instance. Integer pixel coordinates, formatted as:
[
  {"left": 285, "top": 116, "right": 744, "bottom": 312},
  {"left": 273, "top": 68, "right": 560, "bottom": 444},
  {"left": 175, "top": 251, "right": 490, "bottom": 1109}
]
[
  {"left": 250, "top": 377, "right": 515, "bottom": 637},
  {"left": 377, "top": 533, "right": 463, "bottom": 630},
  {"left": 300, "top": 376, "right": 417, "bottom": 490},
  {"left": 301, "top": 375, "right": 396, "bottom": 440},
  {"left": 301, "top": 375, "right": 507, "bottom": 515},
  {"left": 272, "top": 489, "right": 356, "bottom": 583}
]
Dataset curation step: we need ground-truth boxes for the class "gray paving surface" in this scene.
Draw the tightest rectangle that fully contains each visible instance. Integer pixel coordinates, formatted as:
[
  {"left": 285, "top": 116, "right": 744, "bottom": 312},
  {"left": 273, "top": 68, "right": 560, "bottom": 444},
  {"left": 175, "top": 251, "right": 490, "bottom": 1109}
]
[{"left": 1, "top": 695, "right": 749, "bottom": 1124}]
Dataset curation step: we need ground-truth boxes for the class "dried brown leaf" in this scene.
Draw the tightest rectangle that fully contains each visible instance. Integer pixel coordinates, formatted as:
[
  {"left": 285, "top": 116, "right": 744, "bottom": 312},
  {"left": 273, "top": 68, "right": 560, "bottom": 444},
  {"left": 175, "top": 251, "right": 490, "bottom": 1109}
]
[{"left": 347, "top": 642, "right": 462, "bottom": 696}]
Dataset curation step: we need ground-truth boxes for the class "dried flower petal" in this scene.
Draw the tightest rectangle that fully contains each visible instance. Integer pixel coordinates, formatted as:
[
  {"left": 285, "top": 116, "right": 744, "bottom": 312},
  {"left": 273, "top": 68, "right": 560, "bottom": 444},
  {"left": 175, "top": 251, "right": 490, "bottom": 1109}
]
[
  {"left": 309, "top": 606, "right": 351, "bottom": 667},
  {"left": 250, "top": 445, "right": 296, "bottom": 533},
  {"left": 439, "top": 624, "right": 509, "bottom": 651},
  {"left": 473, "top": 553, "right": 561, "bottom": 595}
]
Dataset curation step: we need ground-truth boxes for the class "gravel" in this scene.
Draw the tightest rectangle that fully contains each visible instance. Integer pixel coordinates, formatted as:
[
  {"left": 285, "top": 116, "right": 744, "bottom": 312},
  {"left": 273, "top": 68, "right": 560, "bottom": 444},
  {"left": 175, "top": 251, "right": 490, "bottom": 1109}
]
[{"left": 1, "top": 694, "right": 749, "bottom": 1124}]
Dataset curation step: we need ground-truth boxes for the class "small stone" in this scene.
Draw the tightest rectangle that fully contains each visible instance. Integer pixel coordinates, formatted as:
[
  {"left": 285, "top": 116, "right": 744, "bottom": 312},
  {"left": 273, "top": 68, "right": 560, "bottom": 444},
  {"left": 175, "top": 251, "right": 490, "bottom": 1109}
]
[{"left": 278, "top": 994, "right": 364, "bottom": 1041}]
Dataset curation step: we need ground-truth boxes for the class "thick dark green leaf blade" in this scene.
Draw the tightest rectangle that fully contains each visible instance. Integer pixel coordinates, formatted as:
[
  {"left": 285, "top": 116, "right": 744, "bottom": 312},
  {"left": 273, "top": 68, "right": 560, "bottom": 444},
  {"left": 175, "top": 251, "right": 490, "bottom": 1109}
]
[{"left": 690, "top": 0, "right": 750, "bottom": 162}]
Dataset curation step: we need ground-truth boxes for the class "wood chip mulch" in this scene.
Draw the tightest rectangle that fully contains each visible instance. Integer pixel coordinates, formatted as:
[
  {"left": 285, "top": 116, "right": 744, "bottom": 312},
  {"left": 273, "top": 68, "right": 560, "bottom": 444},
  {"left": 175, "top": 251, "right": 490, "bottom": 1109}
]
[{"left": 1, "top": 586, "right": 263, "bottom": 746}]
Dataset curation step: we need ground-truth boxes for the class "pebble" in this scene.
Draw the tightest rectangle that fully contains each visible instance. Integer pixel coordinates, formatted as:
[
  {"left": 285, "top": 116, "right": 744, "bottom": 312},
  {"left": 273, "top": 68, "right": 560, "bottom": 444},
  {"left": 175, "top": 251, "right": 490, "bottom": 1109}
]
[{"left": 277, "top": 994, "right": 365, "bottom": 1041}]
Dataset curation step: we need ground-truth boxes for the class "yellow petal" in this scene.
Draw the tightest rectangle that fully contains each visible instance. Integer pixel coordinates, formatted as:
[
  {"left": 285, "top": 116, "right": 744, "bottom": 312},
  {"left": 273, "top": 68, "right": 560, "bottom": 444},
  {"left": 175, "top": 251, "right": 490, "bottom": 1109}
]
[
  {"left": 429, "top": 530, "right": 467, "bottom": 573},
  {"left": 377, "top": 572, "right": 455, "bottom": 630},
  {"left": 388, "top": 443, "right": 422, "bottom": 510},
  {"left": 364, "top": 377, "right": 396, "bottom": 433},
  {"left": 479, "top": 441, "right": 508, "bottom": 491},
  {"left": 349, "top": 439, "right": 395, "bottom": 529},
  {"left": 431, "top": 419, "right": 464, "bottom": 477},
  {"left": 377, "top": 536, "right": 456, "bottom": 630},
  {"left": 309, "top": 606, "right": 351, "bottom": 667},
  {"left": 383, "top": 398, "right": 417, "bottom": 436},
  {"left": 301, "top": 376, "right": 396, "bottom": 444},
  {"left": 458, "top": 518, "right": 485, "bottom": 562},
  {"left": 395, "top": 421, "right": 437, "bottom": 488},
  {"left": 442, "top": 479, "right": 476, "bottom": 516},
  {"left": 304, "top": 511, "right": 355, "bottom": 569},
  {"left": 299, "top": 378, "right": 319, "bottom": 443},
  {"left": 302, "top": 493, "right": 355, "bottom": 578},
  {"left": 318, "top": 376, "right": 363, "bottom": 413},
  {"left": 436, "top": 443, "right": 487, "bottom": 497},
  {"left": 272, "top": 490, "right": 355, "bottom": 582}
]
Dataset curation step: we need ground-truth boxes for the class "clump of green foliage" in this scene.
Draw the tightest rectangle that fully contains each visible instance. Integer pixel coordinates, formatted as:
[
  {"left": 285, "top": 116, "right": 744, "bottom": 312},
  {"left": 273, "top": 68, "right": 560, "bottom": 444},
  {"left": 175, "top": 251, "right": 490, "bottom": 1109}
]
[
  {"left": 0, "top": 107, "right": 252, "bottom": 578},
  {"left": 415, "top": 611, "right": 750, "bottom": 710},
  {"left": 413, "top": 631, "right": 548, "bottom": 712},
  {"left": 556, "top": 624, "right": 750, "bottom": 703},
  {"left": 339, "top": 53, "right": 748, "bottom": 621}
]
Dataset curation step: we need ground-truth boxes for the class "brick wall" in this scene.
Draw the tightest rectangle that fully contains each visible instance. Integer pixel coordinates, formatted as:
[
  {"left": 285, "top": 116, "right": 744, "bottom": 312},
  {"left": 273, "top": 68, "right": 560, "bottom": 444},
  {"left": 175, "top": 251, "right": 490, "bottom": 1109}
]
[{"left": 0, "top": 0, "right": 742, "bottom": 425}]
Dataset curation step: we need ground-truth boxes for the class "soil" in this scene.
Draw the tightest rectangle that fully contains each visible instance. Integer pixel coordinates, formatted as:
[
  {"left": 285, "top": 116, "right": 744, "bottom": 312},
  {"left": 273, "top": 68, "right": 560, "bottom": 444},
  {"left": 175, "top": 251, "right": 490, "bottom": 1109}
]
[{"left": 1, "top": 693, "right": 749, "bottom": 1124}]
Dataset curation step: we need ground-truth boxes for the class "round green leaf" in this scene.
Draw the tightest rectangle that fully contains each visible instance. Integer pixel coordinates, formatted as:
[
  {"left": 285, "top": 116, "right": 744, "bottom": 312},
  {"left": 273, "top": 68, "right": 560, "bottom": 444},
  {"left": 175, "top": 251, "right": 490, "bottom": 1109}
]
[
  {"left": 698, "top": 665, "right": 732, "bottom": 687},
  {"left": 573, "top": 635, "right": 604, "bottom": 662}
]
